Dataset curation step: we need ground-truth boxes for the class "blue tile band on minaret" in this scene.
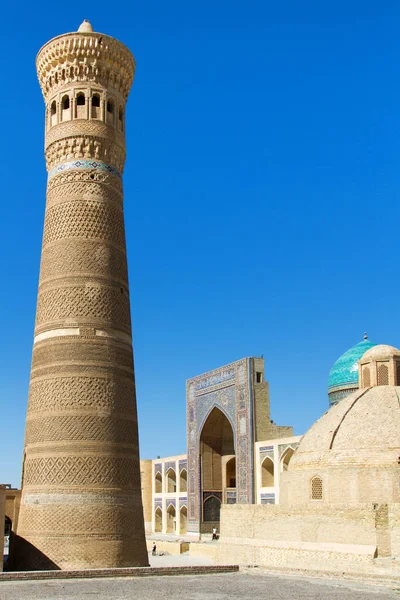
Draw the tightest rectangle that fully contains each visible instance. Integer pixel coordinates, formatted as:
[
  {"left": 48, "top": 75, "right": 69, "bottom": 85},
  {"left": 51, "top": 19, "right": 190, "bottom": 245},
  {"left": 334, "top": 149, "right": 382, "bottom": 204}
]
[{"left": 48, "top": 159, "right": 121, "bottom": 180}]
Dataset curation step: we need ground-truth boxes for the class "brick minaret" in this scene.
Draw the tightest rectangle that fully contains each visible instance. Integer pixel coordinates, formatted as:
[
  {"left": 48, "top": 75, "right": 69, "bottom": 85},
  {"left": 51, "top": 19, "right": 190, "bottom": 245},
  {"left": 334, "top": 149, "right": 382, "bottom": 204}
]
[{"left": 14, "top": 20, "right": 148, "bottom": 570}]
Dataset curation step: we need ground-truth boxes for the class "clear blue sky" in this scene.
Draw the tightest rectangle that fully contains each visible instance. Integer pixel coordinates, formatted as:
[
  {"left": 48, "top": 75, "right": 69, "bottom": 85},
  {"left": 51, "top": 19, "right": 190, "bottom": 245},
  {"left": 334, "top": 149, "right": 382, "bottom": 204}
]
[{"left": 1, "top": 2, "right": 400, "bottom": 487}]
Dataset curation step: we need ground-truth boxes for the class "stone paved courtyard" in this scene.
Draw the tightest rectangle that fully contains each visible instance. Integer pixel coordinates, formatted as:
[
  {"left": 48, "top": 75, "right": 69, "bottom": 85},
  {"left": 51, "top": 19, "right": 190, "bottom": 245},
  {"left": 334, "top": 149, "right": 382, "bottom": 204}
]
[{"left": 0, "top": 571, "right": 400, "bottom": 600}]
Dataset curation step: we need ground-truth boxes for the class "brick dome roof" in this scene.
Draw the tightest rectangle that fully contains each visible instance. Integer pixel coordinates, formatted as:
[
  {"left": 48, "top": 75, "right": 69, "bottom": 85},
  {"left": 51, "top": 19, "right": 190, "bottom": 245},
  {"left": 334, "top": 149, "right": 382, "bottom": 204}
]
[{"left": 289, "top": 386, "right": 400, "bottom": 471}]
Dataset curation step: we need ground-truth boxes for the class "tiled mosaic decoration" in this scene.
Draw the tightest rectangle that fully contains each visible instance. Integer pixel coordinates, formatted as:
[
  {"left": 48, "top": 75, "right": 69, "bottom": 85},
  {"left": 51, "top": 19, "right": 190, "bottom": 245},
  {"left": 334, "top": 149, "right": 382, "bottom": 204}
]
[
  {"left": 186, "top": 358, "right": 254, "bottom": 533},
  {"left": 48, "top": 159, "right": 121, "bottom": 180}
]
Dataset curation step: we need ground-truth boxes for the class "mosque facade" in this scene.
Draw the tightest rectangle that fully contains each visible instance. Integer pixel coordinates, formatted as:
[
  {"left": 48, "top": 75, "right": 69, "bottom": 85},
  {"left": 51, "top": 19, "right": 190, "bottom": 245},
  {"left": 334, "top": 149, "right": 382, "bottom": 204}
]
[{"left": 139, "top": 357, "right": 301, "bottom": 536}]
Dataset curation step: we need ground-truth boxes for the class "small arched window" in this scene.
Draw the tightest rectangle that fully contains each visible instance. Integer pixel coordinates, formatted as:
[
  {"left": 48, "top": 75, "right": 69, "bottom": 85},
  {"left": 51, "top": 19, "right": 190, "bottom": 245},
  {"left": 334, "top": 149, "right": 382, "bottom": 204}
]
[
  {"left": 180, "top": 468, "right": 187, "bottom": 492},
  {"left": 261, "top": 457, "right": 274, "bottom": 487},
  {"left": 377, "top": 363, "right": 389, "bottom": 386},
  {"left": 106, "top": 99, "right": 114, "bottom": 125},
  {"left": 92, "top": 94, "right": 101, "bottom": 119},
  {"left": 118, "top": 106, "right": 124, "bottom": 131},
  {"left": 155, "top": 471, "right": 162, "bottom": 493},
  {"left": 166, "top": 468, "right": 176, "bottom": 493},
  {"left": 76, "top": 93, "right": 86, "bottom": 119},
  {"left": 155, "top": 507, "right": 162, "bottom": 533},
  {"left": 50, "top": 101, "right": 57, "bottom": 127},
  {"left": 311, "top": 475, "right": 323, "bottom": 500},
  {"left": 61, "top": 95, "right": 71, "bottom": 122},
  {"left": 363, "top": 366, "right": 371, "bottom": 387}
]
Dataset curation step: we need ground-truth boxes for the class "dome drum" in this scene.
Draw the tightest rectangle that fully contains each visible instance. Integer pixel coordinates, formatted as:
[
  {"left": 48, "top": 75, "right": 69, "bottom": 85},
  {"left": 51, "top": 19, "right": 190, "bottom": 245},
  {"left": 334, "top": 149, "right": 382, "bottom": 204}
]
[{"left": 359, "top": 345, "right": 400, "bottom": 388}]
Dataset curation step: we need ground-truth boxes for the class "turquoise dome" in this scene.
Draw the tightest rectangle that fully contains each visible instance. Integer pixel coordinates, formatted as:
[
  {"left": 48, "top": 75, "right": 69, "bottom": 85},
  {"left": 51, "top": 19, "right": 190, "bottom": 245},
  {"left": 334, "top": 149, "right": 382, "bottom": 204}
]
[{"left": 328, "top": 338, "right": 376, "bottom": 405}]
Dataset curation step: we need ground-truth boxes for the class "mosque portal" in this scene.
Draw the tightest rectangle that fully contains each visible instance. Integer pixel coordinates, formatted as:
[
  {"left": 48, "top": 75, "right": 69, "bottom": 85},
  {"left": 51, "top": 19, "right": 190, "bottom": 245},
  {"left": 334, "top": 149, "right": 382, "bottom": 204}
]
[
  {"left": 200, "top": 407, "right": 235, "bottom": 530},
  {"left": 186, "top": 357, "right": 294, "bottom": 535}
]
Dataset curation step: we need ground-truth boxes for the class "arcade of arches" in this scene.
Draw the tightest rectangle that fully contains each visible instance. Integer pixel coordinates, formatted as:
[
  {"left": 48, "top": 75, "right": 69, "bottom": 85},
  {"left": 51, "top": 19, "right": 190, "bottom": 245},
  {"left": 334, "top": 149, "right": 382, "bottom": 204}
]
[{"left": 140, "top": 437, "right": 301, "bottom": 535}]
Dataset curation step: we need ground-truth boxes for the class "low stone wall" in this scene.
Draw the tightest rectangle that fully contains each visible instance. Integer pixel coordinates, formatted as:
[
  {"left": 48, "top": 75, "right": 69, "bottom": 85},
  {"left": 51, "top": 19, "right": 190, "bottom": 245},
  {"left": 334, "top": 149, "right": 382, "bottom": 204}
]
[
  {"left": 215, "top": 504, "right": 384, "bottom": 574},
  {"left": 0, "top": 565, "right": 239, "bottom": 582},
  {"left": 189, "top": 543, "right": 217, "bottom": 560},
  {"left": 146, "top": 539, "right": 190, "bottom": 555}
]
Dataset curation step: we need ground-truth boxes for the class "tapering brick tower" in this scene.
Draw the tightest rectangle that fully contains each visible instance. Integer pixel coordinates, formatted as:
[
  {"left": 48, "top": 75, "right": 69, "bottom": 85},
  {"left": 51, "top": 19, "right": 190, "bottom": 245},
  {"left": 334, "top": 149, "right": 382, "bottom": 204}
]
[{"left": 14, "top": 20, "right": 149, "bottom": 570}]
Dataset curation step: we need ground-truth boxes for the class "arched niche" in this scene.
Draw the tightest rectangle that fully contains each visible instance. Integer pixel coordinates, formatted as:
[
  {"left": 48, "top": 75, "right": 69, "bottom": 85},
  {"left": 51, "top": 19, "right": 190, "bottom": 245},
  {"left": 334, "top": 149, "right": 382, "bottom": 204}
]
[
  {"left": 179, "top": 468, "right": 187, "bottom": 492},
  {"left": 225, "top": 457, "right": 236, "bottom": 488},
  {"left": 154, "top": 507, "right": 162, "bottom": 532},
  {"left": 166, "top": 504, "right": 176, "bottom": 533},
  {"left": 166, "top": 468, "right": 176, "bottom": 493},
  {"left": 203, "top": 495, "right": 221, "bottom": 522},
  {"left": 155, "top": 471, "right": 162, "bottom": 493},
  {"left": 261, "top": 456, "right": 274, "bottom": 487},
  {"left": 76, "top": 92, "right": 86, "bottom": 118},
  {"left": 200, "top": 407, "right": 235, "bottom": 497},
  {"left": 281, "top": 448, "right": 294, "bottom": 472},
  {"left": 180, "top": 506, "right": 187, "bottom": 534}
]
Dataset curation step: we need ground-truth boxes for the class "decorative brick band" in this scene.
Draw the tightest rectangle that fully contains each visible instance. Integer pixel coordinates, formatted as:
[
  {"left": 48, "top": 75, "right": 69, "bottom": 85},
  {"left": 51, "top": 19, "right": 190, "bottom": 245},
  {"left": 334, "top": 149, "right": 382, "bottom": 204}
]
[{"left": 48, "top": 160, "right": 121, "bottom": 180}]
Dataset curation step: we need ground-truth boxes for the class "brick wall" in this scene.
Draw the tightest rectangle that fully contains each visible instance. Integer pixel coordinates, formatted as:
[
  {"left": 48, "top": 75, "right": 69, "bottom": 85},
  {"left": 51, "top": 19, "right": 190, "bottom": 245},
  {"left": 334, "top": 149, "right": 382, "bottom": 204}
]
[{"left": 140, "top": 460, "right": 152, "bottom": 532}]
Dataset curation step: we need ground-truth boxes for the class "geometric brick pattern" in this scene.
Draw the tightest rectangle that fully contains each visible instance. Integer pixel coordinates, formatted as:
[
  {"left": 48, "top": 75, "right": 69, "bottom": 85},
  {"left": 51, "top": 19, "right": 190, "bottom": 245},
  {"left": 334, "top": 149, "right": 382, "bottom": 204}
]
[
  {"left": 31, "top": 341, "right": 134, "bottom": 372},
  {"left": 28, "top": 376, "right": 136, "bottom": 413},
  {"left": 39, "top": 240, "right": 128, "bottom": 284},
  {"left": 23, "top": 456, "right": 141, "bottom": 487},
  {"left": 47, "top": 169, "right": 123, "bottom": 192},
  {"left": 17, "top": 503, "right": 143, "bottom": 536},
  {"left": 46, "top": 181, "right": 122, "bottom": 209},
  {"left": 35, "top": 285, "right": 131, "bottom": 332},
  {"left": 45, "top": 140, "right": 125, "bottom": 174},
  {"left": 42, "top": 200, "right": 126, "bottom": 247},
  {"left": 44, "top": 119, "right": 125, "bottom": 150},
  {"left": 25, "top": 414, "right": 137, "bottom": 445}
]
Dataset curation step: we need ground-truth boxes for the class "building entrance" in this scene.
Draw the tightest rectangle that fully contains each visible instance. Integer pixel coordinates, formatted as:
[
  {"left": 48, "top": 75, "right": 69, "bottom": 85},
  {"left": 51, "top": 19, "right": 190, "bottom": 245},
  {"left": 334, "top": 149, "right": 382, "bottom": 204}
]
[{"left": 200, "top": 407, "right": 235, "bottom": 532}]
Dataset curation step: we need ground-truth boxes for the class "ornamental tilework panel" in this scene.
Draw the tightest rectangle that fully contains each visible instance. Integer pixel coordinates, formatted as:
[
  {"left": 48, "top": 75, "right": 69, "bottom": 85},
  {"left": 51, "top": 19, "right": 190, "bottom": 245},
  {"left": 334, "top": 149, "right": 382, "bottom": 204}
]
[
  {"left": 179, "top": 459, "right": 187, "bottom": 472},
  {"left": 195, "top": 368, "right": 235, "bottom": 391},
  {"left": 48, "top": 160, "right": 121, "bottom": 180},
  {"left": 278, "top": 443, "right": 299, "bottom": 458},
  {"left": 226, "top": 490, "right": 237, "bottom": 504},
  {"left": 261, "top": 493, "right": 275, "bottom": 505},
  {"left": 196, "top": 386, "right": 236, "bottom": 436},
  {"left": 165, "top": 461, "right": 176, "bottom": 473},
  {"left": 186, "top": 358, "right": 254, "bottom": 531},
  {"left": 179, "top": 497, "right": 188, "bottom": 509},
  {"left": 154, "top": 463, "right": 162, "bottom": 475},
  {"left": 260, "top": 445, "right": 274, "bottom": 462}
]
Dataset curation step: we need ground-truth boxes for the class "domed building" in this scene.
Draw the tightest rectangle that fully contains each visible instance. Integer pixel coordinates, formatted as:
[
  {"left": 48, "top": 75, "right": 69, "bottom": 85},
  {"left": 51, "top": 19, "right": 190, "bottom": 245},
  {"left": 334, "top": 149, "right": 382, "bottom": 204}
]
[
  {"left": 328, "top": 334, "right": 376, "bottom": 406},
  {"left": 283, "top": 344, "right": 400, "bottom": 506},
  {"left": 217, "top": 344, "right": 400, "bottom": 574}
]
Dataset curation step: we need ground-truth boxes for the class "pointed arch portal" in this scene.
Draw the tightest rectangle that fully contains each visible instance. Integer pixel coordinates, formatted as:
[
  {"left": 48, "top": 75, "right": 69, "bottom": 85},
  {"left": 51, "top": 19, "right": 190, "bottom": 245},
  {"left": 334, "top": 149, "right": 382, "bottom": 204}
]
[{"left": 200, "top": 407, "right": 235, "bottom": 529}]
